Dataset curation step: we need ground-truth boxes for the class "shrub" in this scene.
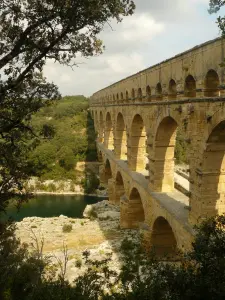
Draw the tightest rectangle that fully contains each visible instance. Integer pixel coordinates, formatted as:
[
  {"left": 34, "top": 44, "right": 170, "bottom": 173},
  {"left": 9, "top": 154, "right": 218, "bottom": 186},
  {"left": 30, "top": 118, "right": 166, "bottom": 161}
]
[
  {"left": 47, "top": 183, "right": 57, "bottom": 192},
  {"left": 82, "top": 172, "right": 100, "bottom": 194},
  {"left": 89, "top": 208, "right": 98, "bottom": 219},
  {"left": 75, "top": 258, "right": 82, "bottom": 269},
  {"left": 62, "top": 224, "right": 72, "bottom": 233}
]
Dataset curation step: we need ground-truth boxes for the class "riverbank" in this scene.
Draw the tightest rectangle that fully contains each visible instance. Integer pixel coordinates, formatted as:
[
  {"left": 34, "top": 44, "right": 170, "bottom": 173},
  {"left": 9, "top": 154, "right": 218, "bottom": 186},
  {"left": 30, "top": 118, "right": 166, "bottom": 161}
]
[
  {"left": 27, "top": 176, "right": 106, "bottom": 197},
  {"left": 32, "top": 191, "right": 108, "bottom": 198},
  {"left": 15, "top": 200, "right": 139, "bottom": 283}
]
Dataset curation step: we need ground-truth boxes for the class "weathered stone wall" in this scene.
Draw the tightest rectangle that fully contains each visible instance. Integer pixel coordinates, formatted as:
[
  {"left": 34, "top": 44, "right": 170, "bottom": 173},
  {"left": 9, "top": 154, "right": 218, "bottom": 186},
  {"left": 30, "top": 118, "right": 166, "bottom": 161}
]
[
  {"left": 89, "top": 37, "right": 225, "bottom": 255},
  {"left": 91, "top": 38, "right": 225, "bottom": 105}
]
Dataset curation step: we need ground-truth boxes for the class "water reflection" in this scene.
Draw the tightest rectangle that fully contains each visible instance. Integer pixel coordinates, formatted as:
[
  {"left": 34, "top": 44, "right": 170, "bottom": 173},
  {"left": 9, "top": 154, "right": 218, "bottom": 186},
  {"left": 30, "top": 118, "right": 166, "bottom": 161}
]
[{"left": 4, "top": 194, "right": 104, "bottom": 221}]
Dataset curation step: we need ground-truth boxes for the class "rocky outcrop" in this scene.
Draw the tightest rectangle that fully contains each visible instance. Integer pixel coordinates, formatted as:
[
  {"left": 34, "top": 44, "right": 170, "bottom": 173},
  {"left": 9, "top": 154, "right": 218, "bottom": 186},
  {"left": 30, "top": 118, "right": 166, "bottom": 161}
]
[{"left": 83, "top": 200, "right": 119, "bottom": 219}]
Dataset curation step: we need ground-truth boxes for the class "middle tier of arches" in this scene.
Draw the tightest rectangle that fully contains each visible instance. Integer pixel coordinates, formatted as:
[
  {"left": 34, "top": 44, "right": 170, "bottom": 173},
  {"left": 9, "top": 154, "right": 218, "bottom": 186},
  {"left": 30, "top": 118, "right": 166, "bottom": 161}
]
[{"left": 93, "top": 101, "right": 225, "bottom": 226}]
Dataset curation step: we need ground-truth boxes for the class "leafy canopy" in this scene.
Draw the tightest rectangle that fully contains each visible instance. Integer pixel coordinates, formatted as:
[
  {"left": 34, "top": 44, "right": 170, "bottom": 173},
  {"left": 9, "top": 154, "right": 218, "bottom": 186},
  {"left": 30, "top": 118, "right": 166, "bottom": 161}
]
[
  {"left": 209, "top": 0, "right": 225, "bottom": 33},
  {"left": 0, "top": 0, "right": 135, "bottom": 212}
]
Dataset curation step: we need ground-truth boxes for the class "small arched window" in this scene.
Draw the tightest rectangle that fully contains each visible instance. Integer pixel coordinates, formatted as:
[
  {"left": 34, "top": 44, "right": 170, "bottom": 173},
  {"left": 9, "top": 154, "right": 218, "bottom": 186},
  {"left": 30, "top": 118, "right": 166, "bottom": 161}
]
[
  {"left": 168, "top": 79, "right": 177, "bottom": 100},
  {"left": 204, "top": 69, "right": 220, "bottom": 97}
]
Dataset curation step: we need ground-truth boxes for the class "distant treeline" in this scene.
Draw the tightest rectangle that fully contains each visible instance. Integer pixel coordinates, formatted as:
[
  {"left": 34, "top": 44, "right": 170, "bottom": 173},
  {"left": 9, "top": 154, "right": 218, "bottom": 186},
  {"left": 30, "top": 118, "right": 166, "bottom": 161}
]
[{"left": 28, "top": 95, "right": 97, "bottom": 181}]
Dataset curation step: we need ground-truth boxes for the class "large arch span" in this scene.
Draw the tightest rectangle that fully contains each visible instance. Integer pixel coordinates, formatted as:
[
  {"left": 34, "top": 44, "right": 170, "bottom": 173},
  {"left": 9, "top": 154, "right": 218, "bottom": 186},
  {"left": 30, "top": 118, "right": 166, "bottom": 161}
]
[{"left": 91, "top": 37, "right": 225, "bottom": 257}]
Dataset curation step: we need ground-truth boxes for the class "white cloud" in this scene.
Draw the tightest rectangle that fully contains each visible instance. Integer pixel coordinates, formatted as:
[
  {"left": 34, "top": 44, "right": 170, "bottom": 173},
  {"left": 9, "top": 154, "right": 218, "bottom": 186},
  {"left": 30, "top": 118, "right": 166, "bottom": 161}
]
[{"left": 43, "top": 0, "right": 221, "bottom": 97}]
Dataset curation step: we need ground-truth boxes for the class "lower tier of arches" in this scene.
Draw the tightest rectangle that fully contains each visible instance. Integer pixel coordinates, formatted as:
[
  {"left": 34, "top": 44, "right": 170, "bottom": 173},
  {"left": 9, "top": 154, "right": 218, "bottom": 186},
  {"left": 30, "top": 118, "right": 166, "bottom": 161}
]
[{"left": 98, "top": 143, "right": 194, "bottom": 259}]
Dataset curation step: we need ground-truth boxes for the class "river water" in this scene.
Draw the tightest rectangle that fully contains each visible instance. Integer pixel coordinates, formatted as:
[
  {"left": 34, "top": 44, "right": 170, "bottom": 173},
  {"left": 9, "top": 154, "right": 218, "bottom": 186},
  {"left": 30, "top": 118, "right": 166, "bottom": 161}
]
[{"left": 4, "top": 194, "right": 105, "bottom": 221}]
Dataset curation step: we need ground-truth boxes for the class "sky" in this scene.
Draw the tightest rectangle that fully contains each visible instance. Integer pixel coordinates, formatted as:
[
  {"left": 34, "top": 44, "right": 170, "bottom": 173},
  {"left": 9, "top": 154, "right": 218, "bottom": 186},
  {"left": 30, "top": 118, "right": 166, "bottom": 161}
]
[{"left": 43, "top": 0, "right": 224, "bottom": 97}]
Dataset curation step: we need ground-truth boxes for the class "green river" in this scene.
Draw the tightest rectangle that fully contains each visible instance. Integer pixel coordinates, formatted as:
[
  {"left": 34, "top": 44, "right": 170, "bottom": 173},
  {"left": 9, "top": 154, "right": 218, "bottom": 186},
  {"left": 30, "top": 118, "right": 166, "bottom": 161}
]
[{"left": 4, "top": 194, "right": 105, "bottom": 221}]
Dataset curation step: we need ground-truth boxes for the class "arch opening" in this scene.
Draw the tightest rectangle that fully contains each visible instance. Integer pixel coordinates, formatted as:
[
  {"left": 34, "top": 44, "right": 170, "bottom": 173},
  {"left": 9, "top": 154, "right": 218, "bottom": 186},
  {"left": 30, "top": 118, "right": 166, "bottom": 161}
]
[
  {"left": 98, "top": 150, "right": 103, "bottom": 162},
  {"left": 115, "top": 172, "right": 125, "bottom": 205},
  {"left": 98, "top": 111, "right": 104, "bottom": 143},
  {"left": 120, "top": 187, "right": 144, "bottom": 229},
  {"left": 150, "top": 217, "right": 177, "bottom": 259},
  {"left": 129, "top": 188, "right": 145, "bottom": 225},
  {"left": 104, "top": 113, "right": 114, "bottom": 150},
  {"left": 156, "top": 83, "right": 163, "bottom": 100},
  {"left": 138, "top": 88, "right": 142, "bottom": 101},
  {"left": 146, "top": 85, "right": 151, "bottom": 101},
  {"left": 184, "top": 75, "right": 196, "bottom": 98},
  {"left": 129, "top": 114, "right": 148, "bottom": 173},
  {"left": 153, "top": 117, "right": 178, "bottom": 192},
  {"left": 132, "top": 88, "right": 135, "bottom": 99},
  {"left": 105, "top": 159, "right": 112, "bottom": 183},
  {"left": 168, "top": 79, "right": 177, "bottom": 100},
  {"left": 94, "top": 111, "right": 98, "bottom": 129},
  {"left": 195, "top": 120, "right": 225, "bottom": 218},
  {"left": 204, "top": 69, "right": 220, "bottom": 97},
  {"left": 126, "top": 91, "right": 129, "bottom": 101},
  {"left": 115, "top": 113, "right": 127, "bottom": 160}
]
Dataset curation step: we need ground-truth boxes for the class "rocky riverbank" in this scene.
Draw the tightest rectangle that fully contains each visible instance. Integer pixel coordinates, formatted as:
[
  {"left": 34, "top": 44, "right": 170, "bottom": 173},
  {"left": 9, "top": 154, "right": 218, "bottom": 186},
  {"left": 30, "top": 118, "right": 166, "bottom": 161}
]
[{"left": 15, "top": 200, "right": 139, "bottom": 283}]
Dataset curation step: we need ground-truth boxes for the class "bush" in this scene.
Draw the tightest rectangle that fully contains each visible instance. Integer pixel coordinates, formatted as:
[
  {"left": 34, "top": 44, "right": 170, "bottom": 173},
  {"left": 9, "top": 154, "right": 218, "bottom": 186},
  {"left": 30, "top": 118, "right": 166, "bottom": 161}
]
[
  {"left": 47, "top": 183, "right": 57, "bottom": 192},
  {"left": 82, "top": 172, "right": 100, "bottom": 194},
  {"left": 2, "top": 216, "right": 225, "bottom": 299},
  {"left": 89, "top": 208, "right": 98, "bottom": 219},
  {"left": 75, "top": 258, "right": 82, "bottom": 269},
  {"left": 62, "top": 224, "right": 73, "bottom": 233}
]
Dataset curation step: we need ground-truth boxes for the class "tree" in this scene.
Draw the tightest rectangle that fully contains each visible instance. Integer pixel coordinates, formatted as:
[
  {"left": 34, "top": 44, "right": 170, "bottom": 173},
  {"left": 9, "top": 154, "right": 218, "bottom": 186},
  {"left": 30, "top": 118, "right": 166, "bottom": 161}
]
[
  {"left": 0, "top": 0, "right": 135, "bottom": 213},
  {"left": 209, "top": 1, "right": 225, "bottom": 33},
  {"left": 1, "top": 215, "right": 225, "bottom": 299}
]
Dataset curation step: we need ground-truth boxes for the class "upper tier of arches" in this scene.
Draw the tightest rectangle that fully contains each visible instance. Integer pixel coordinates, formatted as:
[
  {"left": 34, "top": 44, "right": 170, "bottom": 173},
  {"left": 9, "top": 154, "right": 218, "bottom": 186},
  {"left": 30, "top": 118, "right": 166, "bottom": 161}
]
[
  {"left": 90, "top": 38, "right": 225, "bottom": 106},
  {"left": 91, "top": 69, "right": 223, "bottom": 105}
]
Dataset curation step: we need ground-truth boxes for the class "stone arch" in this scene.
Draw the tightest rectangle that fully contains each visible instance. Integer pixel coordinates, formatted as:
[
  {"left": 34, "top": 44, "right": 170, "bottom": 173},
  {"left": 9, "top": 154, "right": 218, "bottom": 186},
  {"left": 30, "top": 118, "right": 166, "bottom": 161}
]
[
  {"left": 99, "top": 158, "right": 112, "bottom": 185},
  {"left": 156, "top": 82, "right": 162, "bottom": 100},
  {"left": 168, "top": 79, "right": 177, "bottom": 100},
  {"left": 132, "top": 88, "right": 135, "bottom": 99},
  {"left": 126, "top": 90, "right": 129, "bottom": 101},
  {"left": 105, "top": 159, "right": 112, "bottom": 182},
  {"left": 150, "top": 216, "right": 177, "bottom": 259},
  {"left": 98, "top": 111, "right": 104, "bottom": 143},
  {"left": 192, "top": 120, "right": 225, "bottom": 220},
  {"left": 98, "top": 150, "right": 103, "bottom": 162},
  {"left": 114, "top": 113, "right": 127, "bottom": 160},
  {"left": 120, "top": 187, "right": 145, "bottom": 229},
  {"left": 115, "top": 171, "right": 125, "bottom": 205},
  {"left": 152, "top": 116, "right": 178, "bottom": 192},
  {"left": 104, "top": 112, "right": 114, "bottom": 150},
  {"left": 116, "top": 93, "right": 119, "bottom": 101},
  {"left": 146, "top": 85, "right": 151, "bottom": 100},
  {"left": 94, "top": 111, "right": 98, "bottom": 128},
  {"left": 184, "top": 75, "right": 196, "bottom": 98},
  {"left": 138, "top": 88, "right": 142, "bottom": 100},
  {"left": 204, "top": 69, "right": 220, "bottom": 97},
  {"left": 129, "top": 114, "right": 147, "bottom": 172}
]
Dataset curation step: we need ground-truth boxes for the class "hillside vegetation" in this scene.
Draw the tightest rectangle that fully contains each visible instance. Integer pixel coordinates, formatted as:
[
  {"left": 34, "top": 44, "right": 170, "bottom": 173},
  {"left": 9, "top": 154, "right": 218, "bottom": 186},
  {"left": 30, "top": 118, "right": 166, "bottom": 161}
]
[{"left": 28, "top": 96, "right": 97, "bottom": 184}]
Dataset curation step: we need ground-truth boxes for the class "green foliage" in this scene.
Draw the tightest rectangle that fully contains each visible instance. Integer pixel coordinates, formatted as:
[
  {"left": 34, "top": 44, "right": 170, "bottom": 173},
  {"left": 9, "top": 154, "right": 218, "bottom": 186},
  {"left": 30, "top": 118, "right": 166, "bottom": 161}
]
[
  {"left": 209, "top": 2, "right": 225, "bottom": 40},
  {"left": 62, "top": 224, "right": 73, "bottom": 233},
  {"left": 75, "top": 258, "right": 83, "bottom": 269},
  {"left": 82, "top": 172, "right": 100, "bottom": 194},
  {"left": 175, "top": 130, "right": 189, "bottom": 165},
  {"left": 89, "top": 207, "right": 98, "bottom": 219},
  {"left": 47, "top": 183, "right": 57, "bottom": 193},
  {"left": 28, "top": 96, "right": 98, "bottom": 181},
  {"left": 0, "top": 0, "right": 134, "bottom": 212},
  {"left": 2, "top": 216, "right": 225, "bottom": 299}
]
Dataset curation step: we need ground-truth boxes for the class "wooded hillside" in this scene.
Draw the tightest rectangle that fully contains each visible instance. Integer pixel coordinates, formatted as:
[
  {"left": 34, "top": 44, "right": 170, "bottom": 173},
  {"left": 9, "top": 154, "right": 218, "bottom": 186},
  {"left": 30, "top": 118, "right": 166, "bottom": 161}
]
[{"left": 28, "top": 96, "right": 97, "bottom": 181}]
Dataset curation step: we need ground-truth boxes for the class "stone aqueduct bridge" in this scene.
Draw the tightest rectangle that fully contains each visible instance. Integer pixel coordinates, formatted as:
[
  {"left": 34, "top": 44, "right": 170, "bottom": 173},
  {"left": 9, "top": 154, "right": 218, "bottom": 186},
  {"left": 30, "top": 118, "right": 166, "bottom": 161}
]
[{"left": 89, "top": 37, "right": 225, "bottom": 257}]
